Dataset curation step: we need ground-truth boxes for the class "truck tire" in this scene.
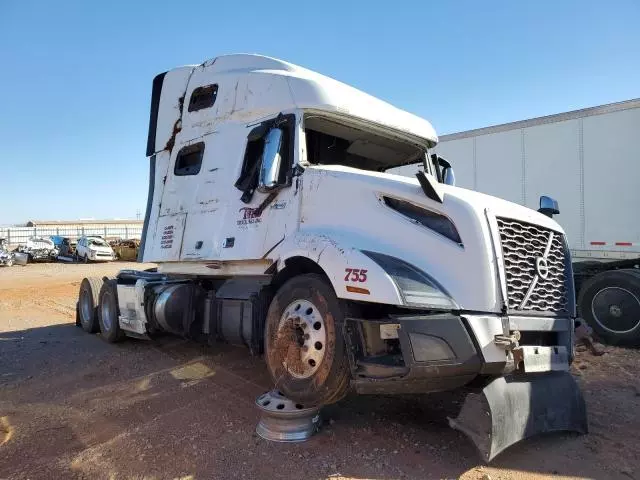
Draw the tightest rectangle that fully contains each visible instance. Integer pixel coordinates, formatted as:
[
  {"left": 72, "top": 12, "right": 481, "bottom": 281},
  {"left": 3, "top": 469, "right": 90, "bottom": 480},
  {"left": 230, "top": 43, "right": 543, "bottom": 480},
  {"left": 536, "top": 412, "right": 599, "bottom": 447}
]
[
  {"left": 98, "top": 279, "right": 125, "bottom": 343},
  {"left": 264, "top": 274, "right": 350, "bottom": 406},
  {"left": 578, "top": 270, "right": 640, "bottom": 346},
  {"left": 78, "top": 277, "right": 103, "bottom": 333}
]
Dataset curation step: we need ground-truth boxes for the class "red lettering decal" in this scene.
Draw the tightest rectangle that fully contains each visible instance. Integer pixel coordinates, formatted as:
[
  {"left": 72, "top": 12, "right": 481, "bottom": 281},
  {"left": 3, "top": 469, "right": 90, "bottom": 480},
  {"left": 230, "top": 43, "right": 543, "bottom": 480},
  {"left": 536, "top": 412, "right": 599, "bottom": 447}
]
[
  {"left": 350, "top": 269, "right": 360, "bottom": 281},
  {"left": 345, "top": 268, "right": 368, "bottom": 282},
  {"left": 344, "top": 268, "right": 352, "bottom": 281},
  {"left": 359, "top": 269, "right": 367, "bottom": 282}
]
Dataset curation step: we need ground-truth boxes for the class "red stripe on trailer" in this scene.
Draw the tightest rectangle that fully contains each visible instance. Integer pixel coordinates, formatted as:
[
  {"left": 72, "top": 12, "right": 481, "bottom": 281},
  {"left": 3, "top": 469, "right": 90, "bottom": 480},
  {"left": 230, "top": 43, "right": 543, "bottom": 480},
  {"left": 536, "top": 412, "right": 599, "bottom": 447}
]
[
  {"left": 590, "top": 241, "right": 606, "bottom": 246},
  {"left": 615, "top": 242, "right": 633, "bottom": 246}
]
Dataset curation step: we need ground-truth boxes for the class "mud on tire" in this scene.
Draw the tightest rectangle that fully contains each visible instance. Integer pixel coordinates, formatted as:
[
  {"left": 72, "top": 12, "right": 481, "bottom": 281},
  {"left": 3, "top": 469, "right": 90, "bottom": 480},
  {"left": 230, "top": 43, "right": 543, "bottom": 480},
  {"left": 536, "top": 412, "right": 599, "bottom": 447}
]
[{"left": 264, "top": 273, "right": 350, "bottom": 406}]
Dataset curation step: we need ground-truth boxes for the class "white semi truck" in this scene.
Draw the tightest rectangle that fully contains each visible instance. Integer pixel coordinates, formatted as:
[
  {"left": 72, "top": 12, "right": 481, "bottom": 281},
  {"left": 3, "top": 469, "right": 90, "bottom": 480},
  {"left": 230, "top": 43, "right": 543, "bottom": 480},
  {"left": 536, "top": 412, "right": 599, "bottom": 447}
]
[
  {"left": 393, "top": 99, "right": 640, "bottom": 345},
  {"left": 77, "top": 54, "right": 586, "bottom": 461}
]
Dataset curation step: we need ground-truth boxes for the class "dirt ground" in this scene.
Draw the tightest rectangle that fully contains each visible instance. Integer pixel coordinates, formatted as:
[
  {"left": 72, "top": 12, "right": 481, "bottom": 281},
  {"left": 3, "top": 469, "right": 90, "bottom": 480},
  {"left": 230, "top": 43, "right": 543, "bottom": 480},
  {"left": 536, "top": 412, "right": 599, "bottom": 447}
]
[{"left": 1, "top": 263, "right": 639, "bottom": 480}]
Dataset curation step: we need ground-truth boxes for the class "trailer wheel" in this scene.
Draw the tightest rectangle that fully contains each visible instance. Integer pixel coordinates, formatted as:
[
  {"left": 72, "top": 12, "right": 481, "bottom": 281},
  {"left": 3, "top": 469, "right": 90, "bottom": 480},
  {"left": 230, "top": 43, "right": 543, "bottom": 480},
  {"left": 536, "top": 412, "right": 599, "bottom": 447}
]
[
  {"left": 264, "top": 274, "right": 350, "bottom": 406},
  {"left": 98, "top": 280, "right": 125, "bottom": 343},
  {"left": 78, "top": 277, "right": 103, "bottom": 333},
  {"left": 578, "top": 270, "right": 640, "bottom": 345}
]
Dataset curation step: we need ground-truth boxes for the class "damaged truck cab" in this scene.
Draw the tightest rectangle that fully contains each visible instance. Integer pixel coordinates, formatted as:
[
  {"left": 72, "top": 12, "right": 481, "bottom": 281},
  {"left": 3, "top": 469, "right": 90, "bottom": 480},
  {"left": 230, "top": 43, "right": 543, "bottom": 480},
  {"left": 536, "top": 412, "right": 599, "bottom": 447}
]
[{"left": 77, "top": 54, "right": 586, "bottom": 461}]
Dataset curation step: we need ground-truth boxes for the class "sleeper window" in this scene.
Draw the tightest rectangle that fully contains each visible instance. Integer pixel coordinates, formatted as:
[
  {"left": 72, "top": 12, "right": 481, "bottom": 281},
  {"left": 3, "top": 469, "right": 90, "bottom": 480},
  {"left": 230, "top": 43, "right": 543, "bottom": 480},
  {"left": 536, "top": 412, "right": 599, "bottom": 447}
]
[
  {"left": 188, "top": 84, "right": 218, "bottom": 112},
  {"left": 174, "top": 142, "right": 205, "bottom": 176}
]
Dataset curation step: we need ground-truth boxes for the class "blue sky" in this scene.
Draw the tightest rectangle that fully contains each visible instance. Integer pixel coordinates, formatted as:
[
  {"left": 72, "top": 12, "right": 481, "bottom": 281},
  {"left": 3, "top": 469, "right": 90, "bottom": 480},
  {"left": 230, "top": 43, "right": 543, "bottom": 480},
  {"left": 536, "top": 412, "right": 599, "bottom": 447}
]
[{"left": 1, "top": 0, "right": 638, "bottom": 225}]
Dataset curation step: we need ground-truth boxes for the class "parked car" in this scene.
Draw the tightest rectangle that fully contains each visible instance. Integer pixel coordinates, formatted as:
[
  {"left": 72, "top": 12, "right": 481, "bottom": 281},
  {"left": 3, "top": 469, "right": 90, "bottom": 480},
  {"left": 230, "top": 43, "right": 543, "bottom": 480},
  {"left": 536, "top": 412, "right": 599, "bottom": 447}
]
[
  {"left": 17, "top": 237, "right": 58, "bottom": 262},
  {"left": 58, "top": 237, "right": 77, "bottom": 258},
  {"left": 109, "top": 238, "right": 140, "bottom": 261},
  {"left": 75, "top": 236, "right": 115, "bottom": 262},
  {"left": 49, "top": 235, "right": 64, "bottom": 248},
  {"left": 0, "top": 238, "right": 14, "bottom": 267}
]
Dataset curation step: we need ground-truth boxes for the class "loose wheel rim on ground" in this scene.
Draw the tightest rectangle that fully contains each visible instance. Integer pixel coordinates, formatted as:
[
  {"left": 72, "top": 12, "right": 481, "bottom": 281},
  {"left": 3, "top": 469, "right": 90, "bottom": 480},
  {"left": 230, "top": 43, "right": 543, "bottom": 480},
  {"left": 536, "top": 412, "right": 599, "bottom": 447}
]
[
  {"left": 591, "top": 286, "right": 640, "bottom": 334},
  {"left": 276, "top": 299, "right": 327, "bottom": 379}
]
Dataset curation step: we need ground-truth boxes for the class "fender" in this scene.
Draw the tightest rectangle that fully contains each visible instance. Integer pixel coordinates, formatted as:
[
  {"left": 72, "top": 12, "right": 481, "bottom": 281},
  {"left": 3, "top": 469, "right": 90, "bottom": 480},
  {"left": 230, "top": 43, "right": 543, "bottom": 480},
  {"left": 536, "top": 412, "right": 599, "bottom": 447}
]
[{"left": 271, "top": 231, "right": 404, "bottom": 306}]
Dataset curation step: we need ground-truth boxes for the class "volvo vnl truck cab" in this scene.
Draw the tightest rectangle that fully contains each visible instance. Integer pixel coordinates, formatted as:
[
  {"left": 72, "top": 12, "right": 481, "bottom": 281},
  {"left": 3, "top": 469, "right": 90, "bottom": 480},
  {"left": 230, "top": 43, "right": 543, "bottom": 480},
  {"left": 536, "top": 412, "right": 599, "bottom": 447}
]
[{"left": 77, "top": 54, "right": 586, "bottom": 461}]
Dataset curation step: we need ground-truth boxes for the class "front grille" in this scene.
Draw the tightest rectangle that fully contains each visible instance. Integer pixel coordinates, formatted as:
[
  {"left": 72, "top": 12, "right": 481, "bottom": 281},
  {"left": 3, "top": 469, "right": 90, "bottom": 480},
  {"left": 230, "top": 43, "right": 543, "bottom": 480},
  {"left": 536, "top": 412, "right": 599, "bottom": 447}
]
[{"left": 496, "top": 217, "right": 568, "bottom": 314}]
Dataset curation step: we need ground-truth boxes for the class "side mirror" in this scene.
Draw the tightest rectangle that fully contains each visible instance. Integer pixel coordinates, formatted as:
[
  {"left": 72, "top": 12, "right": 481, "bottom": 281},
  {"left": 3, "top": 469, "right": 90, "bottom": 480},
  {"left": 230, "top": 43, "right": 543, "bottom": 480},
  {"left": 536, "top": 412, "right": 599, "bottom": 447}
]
[
  {"left": 257, "top": 128, "right": 284, "bottom": 193},
  {"left": 435, "top": 155, "right": 456, "bottom": 186},
  {"left": 442, "top": 167, "right": 456, "bottom": 186},
  {"left": 538, "top": 195, "right": 560, "bottom": 217}
]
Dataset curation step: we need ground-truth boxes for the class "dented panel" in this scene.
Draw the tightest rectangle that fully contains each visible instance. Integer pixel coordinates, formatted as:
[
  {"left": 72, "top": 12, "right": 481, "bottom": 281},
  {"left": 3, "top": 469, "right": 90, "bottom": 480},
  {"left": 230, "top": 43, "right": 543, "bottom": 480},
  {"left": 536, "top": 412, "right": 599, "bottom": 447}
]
[
  {"left": 142, "top": 150, "right": 171, "bottom": 262},
  {"left": 272, "top": 231, "right": 404, "bottom": 306},
  {"left": 153, "top": 66, "right": 194, "bottom": 155}
]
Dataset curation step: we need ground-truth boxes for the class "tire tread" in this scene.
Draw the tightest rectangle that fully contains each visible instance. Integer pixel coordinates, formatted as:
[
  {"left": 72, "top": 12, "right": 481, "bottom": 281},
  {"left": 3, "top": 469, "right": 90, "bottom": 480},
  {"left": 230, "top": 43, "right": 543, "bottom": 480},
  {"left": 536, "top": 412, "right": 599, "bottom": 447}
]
[{"left": 79, "top": 277, "right": 104, "bottom": 333}]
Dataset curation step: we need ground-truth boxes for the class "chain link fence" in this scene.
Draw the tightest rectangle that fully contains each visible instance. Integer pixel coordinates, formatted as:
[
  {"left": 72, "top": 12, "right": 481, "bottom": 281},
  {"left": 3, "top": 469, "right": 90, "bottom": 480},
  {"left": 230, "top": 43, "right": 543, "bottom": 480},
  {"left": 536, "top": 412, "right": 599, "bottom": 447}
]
[{"left": 0, "top": 226, "right": 143, "bottom": 247}]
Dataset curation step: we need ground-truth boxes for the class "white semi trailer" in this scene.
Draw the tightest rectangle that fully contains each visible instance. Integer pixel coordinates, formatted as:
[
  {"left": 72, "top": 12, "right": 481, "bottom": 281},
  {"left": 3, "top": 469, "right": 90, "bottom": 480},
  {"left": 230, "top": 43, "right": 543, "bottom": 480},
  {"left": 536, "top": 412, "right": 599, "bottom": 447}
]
[
  {"left": 76, "top": 54, "right": 586, "bottom": 461},
  {"left": 393, "top": 99, "right": 640, "bottom": 345}
]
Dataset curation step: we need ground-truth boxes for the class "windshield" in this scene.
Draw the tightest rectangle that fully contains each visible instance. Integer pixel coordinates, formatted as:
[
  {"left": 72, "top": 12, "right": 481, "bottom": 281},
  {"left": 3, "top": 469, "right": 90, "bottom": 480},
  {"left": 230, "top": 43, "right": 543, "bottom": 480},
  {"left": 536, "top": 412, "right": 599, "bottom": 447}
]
[
  {"left": 88, "top": 238, "right": 108, "bottom": 247},
  {"left": 304, "top": 115, "right": 427, "bottom": 172}
]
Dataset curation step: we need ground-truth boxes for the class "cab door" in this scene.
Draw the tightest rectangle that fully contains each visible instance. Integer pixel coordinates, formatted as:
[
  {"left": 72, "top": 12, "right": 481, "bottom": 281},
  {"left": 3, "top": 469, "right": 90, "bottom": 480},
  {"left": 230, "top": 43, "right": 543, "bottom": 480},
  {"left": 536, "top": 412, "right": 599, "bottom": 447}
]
[{"left": 219, "top": 113, "right": 300, "bottom": 261}]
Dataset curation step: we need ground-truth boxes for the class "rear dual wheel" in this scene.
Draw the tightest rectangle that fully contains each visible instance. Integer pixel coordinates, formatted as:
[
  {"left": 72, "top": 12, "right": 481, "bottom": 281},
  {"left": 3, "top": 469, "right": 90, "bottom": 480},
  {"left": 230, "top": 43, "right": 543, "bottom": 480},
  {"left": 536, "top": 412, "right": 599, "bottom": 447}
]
[
  {"left": 98, "top": 279, "right": 124, "bottom": 343},
  {"left": 78, "top": 277, "right": 103, "bottom": 333},
  {"left": 77, "top": 277, "right": 124, "bottom": 342},
  {"left": 264, "top": 274, "right": 351, "bottom": 406}
]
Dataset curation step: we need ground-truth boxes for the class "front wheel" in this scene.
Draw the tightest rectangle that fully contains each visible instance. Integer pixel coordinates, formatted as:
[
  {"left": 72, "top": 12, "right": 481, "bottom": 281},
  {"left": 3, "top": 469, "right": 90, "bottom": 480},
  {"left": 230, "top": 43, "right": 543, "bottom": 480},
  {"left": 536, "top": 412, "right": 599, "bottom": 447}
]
[
  {"left": 264, "top": 274, "right": 350, "bottom": 406},
  {"left": 578, "top": 270, "right": 640, "bottom": 346}
]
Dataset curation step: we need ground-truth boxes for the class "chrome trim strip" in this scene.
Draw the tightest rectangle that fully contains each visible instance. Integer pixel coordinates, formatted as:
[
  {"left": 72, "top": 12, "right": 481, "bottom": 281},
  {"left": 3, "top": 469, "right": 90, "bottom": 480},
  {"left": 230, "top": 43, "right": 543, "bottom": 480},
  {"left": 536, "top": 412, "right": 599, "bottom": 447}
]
[
  {"left": 485, "top": 208, "right": 508, "bottom": 310},
  {"left": 509, "top": 316, "right": 571, "bottom": 332}
]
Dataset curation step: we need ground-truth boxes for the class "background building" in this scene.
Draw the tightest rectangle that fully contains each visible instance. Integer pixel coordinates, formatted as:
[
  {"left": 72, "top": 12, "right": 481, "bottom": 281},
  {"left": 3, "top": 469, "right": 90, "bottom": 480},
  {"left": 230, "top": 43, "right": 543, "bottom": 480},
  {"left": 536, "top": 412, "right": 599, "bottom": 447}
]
[{"left": 1, "top": 219, "right": 144, "bottom": 246}]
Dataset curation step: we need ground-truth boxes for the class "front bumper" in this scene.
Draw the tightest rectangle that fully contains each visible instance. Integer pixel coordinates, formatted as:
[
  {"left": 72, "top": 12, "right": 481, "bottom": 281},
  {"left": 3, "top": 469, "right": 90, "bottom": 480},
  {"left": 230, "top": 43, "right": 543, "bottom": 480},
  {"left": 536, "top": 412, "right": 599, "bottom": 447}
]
[
  {"left": 90, "top": 252, "right": 114, "bottom": 261},
  {"left": 345, "top": 312, "right": 574, "bottom": 395}
]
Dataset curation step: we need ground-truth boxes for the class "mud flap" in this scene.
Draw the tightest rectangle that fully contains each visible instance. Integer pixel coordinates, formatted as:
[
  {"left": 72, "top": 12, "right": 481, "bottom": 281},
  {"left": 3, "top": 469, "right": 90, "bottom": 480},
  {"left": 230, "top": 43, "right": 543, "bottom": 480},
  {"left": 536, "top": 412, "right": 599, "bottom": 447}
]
[{"left": 448, "top": 372, "right": 587, "bottom": 462}]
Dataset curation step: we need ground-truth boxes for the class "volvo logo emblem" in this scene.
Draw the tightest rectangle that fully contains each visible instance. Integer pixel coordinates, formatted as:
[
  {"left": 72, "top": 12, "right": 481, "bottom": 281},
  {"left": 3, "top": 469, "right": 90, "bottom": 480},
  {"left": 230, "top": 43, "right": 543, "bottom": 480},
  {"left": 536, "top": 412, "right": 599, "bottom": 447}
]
[
  {"left": 535, "top": 256, "right": 550, "bottom": 280},
  {"left": 519, "top": 232, "right": 555, "bottom": 310}
]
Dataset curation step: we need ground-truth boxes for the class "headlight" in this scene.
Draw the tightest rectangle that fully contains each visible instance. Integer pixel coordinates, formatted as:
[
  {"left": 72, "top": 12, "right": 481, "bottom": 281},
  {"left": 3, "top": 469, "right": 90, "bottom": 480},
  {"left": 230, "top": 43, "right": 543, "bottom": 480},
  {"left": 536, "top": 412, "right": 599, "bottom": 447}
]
[
  {"left": 362, "top": 250, "right": 457, "bottom": 310},
  {"left": 382, "top": 196, "right": 462, "bottom": 246}
]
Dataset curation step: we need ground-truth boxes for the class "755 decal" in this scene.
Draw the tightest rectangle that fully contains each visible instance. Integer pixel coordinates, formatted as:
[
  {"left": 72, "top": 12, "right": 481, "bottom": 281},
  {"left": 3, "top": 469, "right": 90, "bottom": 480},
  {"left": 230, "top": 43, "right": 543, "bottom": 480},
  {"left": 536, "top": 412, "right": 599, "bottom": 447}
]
[{"left": 344, "top": 268, "right": 367, "bottom": 282}]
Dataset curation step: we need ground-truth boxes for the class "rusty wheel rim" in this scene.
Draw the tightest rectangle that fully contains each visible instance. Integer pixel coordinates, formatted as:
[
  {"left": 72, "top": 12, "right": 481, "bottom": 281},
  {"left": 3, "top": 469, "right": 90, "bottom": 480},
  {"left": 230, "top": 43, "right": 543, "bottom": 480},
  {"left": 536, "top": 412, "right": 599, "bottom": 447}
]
[{"left": 276, "top": 299, "right": 327, "bottom": 379}]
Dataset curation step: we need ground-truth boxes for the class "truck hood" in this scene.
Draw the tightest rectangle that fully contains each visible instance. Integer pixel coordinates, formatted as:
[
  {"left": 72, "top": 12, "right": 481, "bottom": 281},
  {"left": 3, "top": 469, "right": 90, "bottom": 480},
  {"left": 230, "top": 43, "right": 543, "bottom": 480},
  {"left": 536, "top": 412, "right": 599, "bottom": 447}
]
[
  {"left": 302, "top": 165, "right": 567, "bottom": 312},
  {"left": 309, "top": 165, "right": 565, "bottom": 234},
  {"left": 439, "top": 181, "right": 565, "bottom": 234}
]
